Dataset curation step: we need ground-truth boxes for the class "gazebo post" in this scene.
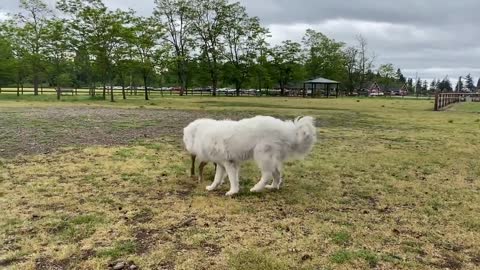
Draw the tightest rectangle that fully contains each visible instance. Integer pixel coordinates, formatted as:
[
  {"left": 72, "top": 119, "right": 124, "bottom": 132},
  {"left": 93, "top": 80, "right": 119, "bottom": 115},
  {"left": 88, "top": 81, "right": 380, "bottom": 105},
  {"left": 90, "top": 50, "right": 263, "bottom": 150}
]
[
  {"left": 327, "top": 84, "right": 330, "bottom": 98},
  {"left": 303, "top": 83, "right": 306, "bottom": 98},
  {"left": 336, "top": 83, "right": 339, "bottom": 98}
]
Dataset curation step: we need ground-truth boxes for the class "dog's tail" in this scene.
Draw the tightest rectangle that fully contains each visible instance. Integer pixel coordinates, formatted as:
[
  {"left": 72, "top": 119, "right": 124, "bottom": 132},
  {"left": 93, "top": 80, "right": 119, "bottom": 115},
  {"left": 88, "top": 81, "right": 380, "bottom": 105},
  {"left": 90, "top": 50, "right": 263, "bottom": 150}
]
[{"left": 292, "top": 116, "right": 317, "bottom": 159}]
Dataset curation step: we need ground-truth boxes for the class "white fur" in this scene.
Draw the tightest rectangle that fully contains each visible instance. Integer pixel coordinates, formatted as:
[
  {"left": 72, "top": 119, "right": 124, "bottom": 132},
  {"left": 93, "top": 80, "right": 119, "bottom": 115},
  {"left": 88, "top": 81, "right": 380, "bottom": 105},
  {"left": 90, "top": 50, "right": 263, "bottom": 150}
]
[{"left": 183, "top": 116, "right": 317, "bottom": 196}]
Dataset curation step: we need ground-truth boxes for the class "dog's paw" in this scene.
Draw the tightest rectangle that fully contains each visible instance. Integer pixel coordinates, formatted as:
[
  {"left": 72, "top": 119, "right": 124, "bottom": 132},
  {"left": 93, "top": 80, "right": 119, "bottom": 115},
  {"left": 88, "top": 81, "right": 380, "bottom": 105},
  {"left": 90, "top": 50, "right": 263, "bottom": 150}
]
[
  {"left": 265, "top": 184, "right": 279, "bottom": 190},
  {"left": 225, "top": 190, "right": 238, "bottom": 196},
  {"left": 206, "top": 185, "right": 216, "bottom": 191},
  {"left": 250, "top": 186, "right": 264, "bottom": 192}
]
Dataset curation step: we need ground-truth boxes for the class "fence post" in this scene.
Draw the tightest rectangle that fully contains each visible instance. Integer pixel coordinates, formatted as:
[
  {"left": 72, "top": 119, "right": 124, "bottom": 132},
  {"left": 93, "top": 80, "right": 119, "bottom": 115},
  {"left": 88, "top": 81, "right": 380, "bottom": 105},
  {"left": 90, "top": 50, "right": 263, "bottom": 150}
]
[{"left": 434, "top": 93, "right": 439, "bottom": 111}]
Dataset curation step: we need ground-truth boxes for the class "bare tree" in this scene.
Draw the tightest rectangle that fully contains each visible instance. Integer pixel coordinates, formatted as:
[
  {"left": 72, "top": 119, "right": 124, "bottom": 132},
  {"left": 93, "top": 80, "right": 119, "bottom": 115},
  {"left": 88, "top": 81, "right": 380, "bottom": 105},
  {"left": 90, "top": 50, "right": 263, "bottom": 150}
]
[
  {"left": 356, "top": 35, "right": 374, "bottom": 90},
  {"left": 344, "top": 46, "right": 358, "bottom": 95}
]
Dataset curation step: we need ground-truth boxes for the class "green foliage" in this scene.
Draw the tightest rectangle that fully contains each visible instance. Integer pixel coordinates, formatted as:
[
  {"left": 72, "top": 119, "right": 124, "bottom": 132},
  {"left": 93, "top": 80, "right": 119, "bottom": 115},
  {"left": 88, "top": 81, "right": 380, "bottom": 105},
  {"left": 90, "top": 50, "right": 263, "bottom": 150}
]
[
  {"left": 465, "top": 74, "right": 475, "bottom": 91},
  {"left": 270, "top": 40, "right": 304, "bottom": 94},
  {"left": 303, "top": 29, "right": 346, "bottom": 81},
  {"left": 0, "top": 0, "right": 471, "bottom": 96}
]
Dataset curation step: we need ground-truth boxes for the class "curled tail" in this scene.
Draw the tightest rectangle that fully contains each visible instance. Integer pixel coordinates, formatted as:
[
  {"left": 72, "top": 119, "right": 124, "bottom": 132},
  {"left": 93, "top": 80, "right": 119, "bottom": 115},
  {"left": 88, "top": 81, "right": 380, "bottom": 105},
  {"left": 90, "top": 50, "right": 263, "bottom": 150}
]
[{"left": 292, "top": 116, "right": 317, "bottom": 159}]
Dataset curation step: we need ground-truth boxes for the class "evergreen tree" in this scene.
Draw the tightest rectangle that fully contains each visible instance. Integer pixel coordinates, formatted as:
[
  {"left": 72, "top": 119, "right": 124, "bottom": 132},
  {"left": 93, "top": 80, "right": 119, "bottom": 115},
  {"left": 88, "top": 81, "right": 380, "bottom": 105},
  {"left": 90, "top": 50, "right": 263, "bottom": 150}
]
[
  {"left": 455, "top": 76, "right": 463, "bottom": 92},
  {"left": 465, "top": 74, "right": 475, "bottom": 92},
  {"left": 430, "top": 79, "right": 437, "bottom": 91},
  {"left": 407, "top": 78, "right": 413, "bottom": 93},
  {"left": 477, "top": 77, "right": 480, "bottom": 90},
  {"left": 396, "top": 68, "right": 406, "bottom": 83},
  {"left": 422, "top": 80, "right": 428, "bottom": 93},
  {"left": 415, "top": 78, "right": 421, "bottom": 94}
]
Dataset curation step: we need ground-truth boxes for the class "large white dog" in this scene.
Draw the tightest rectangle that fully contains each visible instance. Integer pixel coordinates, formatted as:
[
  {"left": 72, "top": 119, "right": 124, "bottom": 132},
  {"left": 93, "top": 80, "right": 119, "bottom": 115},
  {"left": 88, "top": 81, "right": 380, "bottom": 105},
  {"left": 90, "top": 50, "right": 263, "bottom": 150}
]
[{"left": 183, "top": 116, "right": 316, "bottom": 196}]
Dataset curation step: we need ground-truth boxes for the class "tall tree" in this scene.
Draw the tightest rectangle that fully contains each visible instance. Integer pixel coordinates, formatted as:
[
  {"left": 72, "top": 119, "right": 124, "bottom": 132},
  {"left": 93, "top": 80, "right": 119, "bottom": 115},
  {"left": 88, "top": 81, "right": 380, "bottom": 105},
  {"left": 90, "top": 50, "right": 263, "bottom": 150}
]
[
  {"left": 16, "top": 0, "right": 52, "bottom": 95},
  {"left": 378, "top": 63, "right": 396, "bottom": 89},
  {"left": 430, "top": 79, "right": 437, "bottom": 91},
  {"left": 407, "top": 78, "right": 414, "bottom": 93},
  {"left": 57, "top": 0, "right": 109, "bottom": 97},
  {"left": 343, "top": 46, "right": 358, "bottom": 95},
  {"left": 455, "top": 76, "right": 463, "bottom": 92},
  {"left": 223, "top": 3, "right": 267, "bottom": 96},
  {"left": 465, "top": 74, "right": 475, "bottom": 92},
  {"left": 270, "top": 40, "right": 303, "bottom": 96},
  {"left": 356, "top": 35, "right": 374, "bottom": 90},
  {"left": 130, "top": 16, "right": 167, "bottom": 101},
  {"left": 477, "top": 77, "right": 480, "bottom": 91},
  {"left": 189, "top": 0, "right": 229, "bottom": 96},
  {"left": 0, "top": 28, "right": 15, "bottom": 90},
  {"left": 422, "top": 80, "right": 428, "bottom": 94},
  {"left": 303, "top": 29, "right": 346, "bottom": 84},
  {"left": 154, "top": 0, "right": 193, "bottom": 96},
  {"left": 396, "top": 68, "right": 406, "bottom": 83},
  {"left": 43, "top": 18, "right": 71, "bottom": 99},
  {"left": 415, "top": 78, "right": 422, "bottom": 95}
]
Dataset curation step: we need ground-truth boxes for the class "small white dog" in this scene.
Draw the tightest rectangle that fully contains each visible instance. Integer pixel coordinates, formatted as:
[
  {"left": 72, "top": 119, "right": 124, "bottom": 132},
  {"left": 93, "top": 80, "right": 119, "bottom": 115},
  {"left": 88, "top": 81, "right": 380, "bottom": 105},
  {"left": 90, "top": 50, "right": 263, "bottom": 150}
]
[{"left": 183, "top": 116, "right": 316, "bottom": 196}]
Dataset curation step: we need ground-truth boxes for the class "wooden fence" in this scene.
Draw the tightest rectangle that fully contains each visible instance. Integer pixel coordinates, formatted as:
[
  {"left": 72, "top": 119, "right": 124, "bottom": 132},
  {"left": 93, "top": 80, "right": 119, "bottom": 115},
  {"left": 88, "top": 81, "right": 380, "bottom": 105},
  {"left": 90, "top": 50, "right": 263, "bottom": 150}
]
[{"left": 434, "top": 93, "right": 480, "bottom": 111}]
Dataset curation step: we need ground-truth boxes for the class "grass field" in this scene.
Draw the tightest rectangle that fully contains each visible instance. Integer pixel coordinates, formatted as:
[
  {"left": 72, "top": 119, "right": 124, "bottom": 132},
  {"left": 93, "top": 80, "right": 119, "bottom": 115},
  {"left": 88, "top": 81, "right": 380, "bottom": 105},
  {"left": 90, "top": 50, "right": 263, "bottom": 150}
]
[{"left": 1, "top": 95, "right": 479, "bottom": 269}]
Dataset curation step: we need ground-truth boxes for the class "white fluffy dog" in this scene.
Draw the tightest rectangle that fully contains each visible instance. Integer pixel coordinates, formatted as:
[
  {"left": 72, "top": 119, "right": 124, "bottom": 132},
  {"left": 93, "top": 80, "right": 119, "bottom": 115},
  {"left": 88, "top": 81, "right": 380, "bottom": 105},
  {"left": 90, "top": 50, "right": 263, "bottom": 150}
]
[{"left": 183, "top": 116, "right": 316, "bottom": 196}]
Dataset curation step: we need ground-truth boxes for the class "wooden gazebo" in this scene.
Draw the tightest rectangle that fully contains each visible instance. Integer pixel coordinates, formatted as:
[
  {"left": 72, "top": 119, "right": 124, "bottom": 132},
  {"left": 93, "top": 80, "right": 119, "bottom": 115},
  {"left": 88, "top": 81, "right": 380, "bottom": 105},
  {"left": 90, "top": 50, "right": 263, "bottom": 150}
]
[{"left": 303, "top": 77, "right": 340, "bottom": 98}]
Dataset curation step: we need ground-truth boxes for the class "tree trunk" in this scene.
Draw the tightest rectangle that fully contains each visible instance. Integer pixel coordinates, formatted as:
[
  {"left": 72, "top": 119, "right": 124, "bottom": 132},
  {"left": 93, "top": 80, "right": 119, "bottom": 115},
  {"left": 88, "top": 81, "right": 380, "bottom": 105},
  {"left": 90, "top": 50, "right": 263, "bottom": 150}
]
[
  {"left": 16, "top": 83, "right": 20, "bottom": 96},
  {"left": 33, "top": 74, "right": 39, "bottom": 96},
  {"left": 236, "top": 81, "right": 241, "bottom": 97},
  {"left": 21, "top": 83, "right": 24, "bottom": 95},
  {"left": 122, "top": 82, "right": 126, "bottom": 100},
  {"left": 56, "top": 86, "right": 61, "bottom": 100},
  {"left": 102, "top": 82, "right": 106, "bottom": 99},
  {"left": 110, "top": 84, "right": 114, "bottom": 102},
  {"left": 143, "top": 74, "right": 149, "bottom": 101}
]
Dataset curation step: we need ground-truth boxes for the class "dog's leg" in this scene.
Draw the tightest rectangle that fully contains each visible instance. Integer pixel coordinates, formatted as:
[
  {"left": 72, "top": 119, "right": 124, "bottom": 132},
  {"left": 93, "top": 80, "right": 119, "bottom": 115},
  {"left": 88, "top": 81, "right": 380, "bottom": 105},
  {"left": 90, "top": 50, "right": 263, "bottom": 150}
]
[
  {"left": 206, "top": 164, "right": 226, "bottom": 191},
  {"left": 266, "top": 167, "right": 282, "bottom": 190},
  {"left": 198, "top": 161, "right": 207, "bottom": 182},
  {"left": 190, "top": 155, "right": 196, "bottom": 177},
  {"left": 214, "top": 163, "right": 227, "bottom": 185},
  {"left": 224, "top": 161, "right": 240, "bottom": 196},
  {"left": 250, "top": 170, "right": 273, "bottom": 192},
  {"left": 252, "top": 146, "right": 275, "bottom": 192}
]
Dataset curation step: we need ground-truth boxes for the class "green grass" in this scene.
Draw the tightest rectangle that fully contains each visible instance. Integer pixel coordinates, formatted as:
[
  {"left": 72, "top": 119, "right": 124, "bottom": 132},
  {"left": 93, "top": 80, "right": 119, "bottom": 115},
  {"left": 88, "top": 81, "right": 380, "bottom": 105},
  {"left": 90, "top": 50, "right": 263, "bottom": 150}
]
[{"left": 0, "top": 96, "right": 479, "bottom": 269}]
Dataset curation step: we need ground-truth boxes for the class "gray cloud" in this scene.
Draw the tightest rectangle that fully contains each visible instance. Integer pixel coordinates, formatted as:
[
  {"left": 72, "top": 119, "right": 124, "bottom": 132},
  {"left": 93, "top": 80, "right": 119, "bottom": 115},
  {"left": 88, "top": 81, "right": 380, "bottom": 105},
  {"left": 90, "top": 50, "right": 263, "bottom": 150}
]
[{"left": 1, "top": 0, "right": 479, "bottom": 81}]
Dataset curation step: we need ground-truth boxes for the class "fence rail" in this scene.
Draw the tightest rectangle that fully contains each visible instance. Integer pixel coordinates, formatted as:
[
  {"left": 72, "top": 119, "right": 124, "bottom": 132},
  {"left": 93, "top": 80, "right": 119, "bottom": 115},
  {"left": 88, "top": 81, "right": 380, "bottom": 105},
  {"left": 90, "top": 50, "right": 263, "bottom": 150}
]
[{"left": 434, "top": 93, "right": 480, "bottom": 111}]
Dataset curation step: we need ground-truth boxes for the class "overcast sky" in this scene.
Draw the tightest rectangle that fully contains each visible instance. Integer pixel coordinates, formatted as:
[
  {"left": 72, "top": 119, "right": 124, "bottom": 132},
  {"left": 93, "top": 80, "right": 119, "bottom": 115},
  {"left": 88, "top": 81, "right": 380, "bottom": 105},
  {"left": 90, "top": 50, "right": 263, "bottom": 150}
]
[{"left": 1, "top": 0, "right": 479, "bottom": 82}]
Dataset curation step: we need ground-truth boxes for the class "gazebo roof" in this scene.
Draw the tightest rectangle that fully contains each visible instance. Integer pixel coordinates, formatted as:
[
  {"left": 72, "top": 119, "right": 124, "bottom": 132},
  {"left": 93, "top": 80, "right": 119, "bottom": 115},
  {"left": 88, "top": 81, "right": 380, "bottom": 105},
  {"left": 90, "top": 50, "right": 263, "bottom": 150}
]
[{"left": 304, "top": 77, "right": 339, "bottom": 84}]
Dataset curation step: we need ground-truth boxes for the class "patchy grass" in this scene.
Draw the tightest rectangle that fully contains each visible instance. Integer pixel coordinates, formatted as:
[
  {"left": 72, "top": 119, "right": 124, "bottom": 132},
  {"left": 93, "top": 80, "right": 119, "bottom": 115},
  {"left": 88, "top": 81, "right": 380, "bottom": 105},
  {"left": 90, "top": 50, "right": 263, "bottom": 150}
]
[{"left": 0, "top": 97, "right": 480, "bottom": 269}]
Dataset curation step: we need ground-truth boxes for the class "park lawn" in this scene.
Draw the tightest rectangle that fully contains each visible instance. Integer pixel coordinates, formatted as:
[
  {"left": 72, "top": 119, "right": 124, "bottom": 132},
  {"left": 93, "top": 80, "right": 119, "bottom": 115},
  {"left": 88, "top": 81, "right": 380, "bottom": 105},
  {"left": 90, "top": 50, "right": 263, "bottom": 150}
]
[{"left": 0, "top": 96, "right": 479, "bottom": 269}]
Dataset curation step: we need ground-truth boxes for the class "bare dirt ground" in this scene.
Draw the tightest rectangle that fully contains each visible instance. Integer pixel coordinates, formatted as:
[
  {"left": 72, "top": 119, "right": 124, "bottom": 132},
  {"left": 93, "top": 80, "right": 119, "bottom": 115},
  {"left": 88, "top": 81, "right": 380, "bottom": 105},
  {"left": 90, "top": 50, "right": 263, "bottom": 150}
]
[{"left": 0, "top": 107, "right": 253, "bottom": 158}]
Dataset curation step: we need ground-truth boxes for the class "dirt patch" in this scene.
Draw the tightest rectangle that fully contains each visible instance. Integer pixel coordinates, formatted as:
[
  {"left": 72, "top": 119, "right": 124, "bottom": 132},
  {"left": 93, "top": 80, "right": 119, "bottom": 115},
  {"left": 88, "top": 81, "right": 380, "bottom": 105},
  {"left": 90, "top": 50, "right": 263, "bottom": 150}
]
[
  {"left": 0, "top": 107, "right": 255, "bottom": 158},
  {"left": 0, "top": 257, "right": 25, "bottom": 267},
  {"left": 134, "top": 228, "right": 160, "bottom": 254},
  {"left": 471, "top": 254, "right": 480, "bottom": 266},
  {"left": 34, "top": 257, "right": 70, "bottom": 270},
  {"left": 430, "top": 255, "right": 463, "bottom": 270},
  {"left": 154, "top": 261, "right": 175, "bottom": 270},
  {"left": 201, "top": 242, "right": 222, "bottom": 256}
]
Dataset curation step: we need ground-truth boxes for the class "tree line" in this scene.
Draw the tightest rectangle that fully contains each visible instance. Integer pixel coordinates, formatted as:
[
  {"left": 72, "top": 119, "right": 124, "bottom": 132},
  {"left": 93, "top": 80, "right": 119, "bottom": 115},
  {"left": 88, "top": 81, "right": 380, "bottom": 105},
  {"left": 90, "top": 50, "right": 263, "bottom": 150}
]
[{"left": 0, "top": 0, "right": 478, "bottom": 101}]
